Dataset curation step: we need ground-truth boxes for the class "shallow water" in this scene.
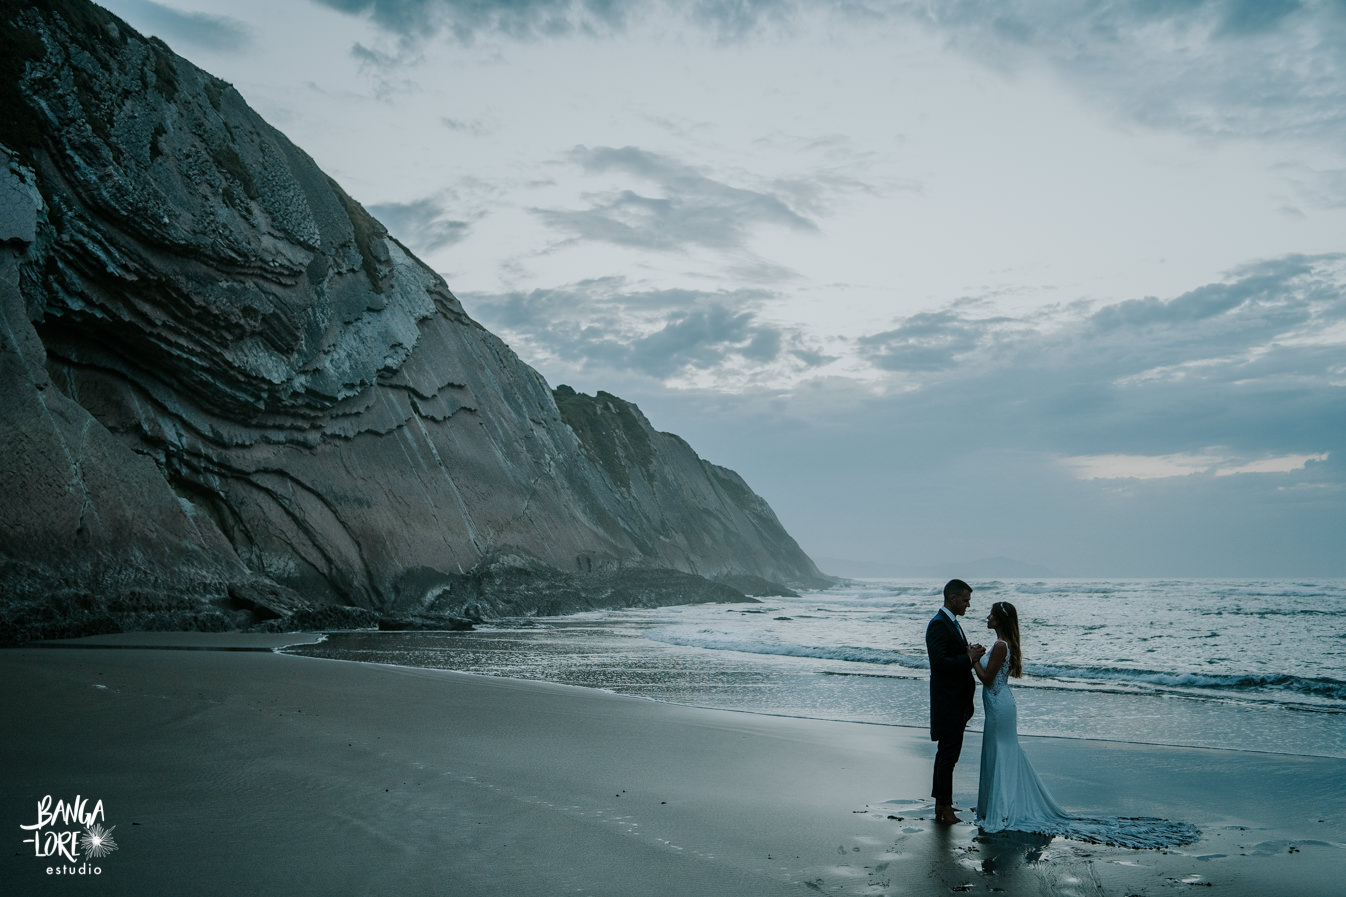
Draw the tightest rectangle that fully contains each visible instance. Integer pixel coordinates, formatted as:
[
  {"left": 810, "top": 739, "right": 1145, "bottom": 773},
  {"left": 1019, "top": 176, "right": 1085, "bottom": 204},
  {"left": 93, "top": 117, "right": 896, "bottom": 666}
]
[{"left": 286, "top": 578, "right": 1346, "bottom": 758}]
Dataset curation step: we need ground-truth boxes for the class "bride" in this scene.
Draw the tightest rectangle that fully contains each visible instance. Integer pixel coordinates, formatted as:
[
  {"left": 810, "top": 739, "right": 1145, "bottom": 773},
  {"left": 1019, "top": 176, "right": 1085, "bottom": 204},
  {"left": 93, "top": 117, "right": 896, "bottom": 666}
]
[
  {"left": 971, "top": 601, "right": 1199, "bottom": 848},
  {"left": 971, "top": 601, "right": 1068, "bottom": 833}
]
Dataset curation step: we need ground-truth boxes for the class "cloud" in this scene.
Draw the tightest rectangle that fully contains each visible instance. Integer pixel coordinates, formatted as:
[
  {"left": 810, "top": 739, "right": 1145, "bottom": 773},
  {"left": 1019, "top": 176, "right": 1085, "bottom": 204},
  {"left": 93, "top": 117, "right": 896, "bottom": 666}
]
[
  {"left": 463, "top": 253, "right": 1344, "bottom": 465},
  {"left": 440, "top": 116, "right": 487, "bottom": 136},
  {"left": 531, "top": 146, "right": 818, "bottom": 254},
  {"left": 311, "top": 0, "right": 809, "bottom": 43},
  {"left": 915, "top": 0, "right": 1346, "bottom": 143},
  {"left": 461, "top": 278, "right": 834, "bottom": 385},
  {"left": 1217, "top": 452, "right": 1330, "bottom": 475},
  {"left": 769, "top": 252, "right": 1346, "bottom": 488},
  {"left": 301, "top": 1, "right": 1346, "bottom": 147},
  {"left": 347, "top": 40, "right": 427, "bottom": 94},
  {"left": 857, "top": 309, "right": 1018, "bottom": 372},
  {"left": 113, "top": 0, "right": 252, "bottom": 51},
  {"left": 454, "top": 254, "right": 1345, "bottom": 576},
  {"left": 633, "top": 305, "right": 776, "bottom": 376},
  {"left": 1214, "top": 0, "right": 1304, "bottom": 37},
  {"left": 1060, "top": 450, "right": 1329, "bottom": 480},
  {"left": 313, "top": 0, "right": 632, "bottom": 43},
  {"left": 350, "top": 41, "right": 407, "bottom": 69},
  {"left": 366, "top": 197, "right": 473, "bottom": 254},
  {"left": 1069, "top": 255, "right": 1346, "bottom": 387},
  {"left": 1280, "top": 164, "right": 1346, "bottom": 213},
  {"left": 1061, "top": 451, "right": 1233, "bottom": 481}
]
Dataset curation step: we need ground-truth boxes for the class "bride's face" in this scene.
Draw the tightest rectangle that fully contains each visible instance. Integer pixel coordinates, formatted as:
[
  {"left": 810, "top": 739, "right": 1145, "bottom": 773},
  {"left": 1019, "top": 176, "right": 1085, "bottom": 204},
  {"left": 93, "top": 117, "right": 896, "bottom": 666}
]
[{"left": 985, "top": 611, "right": 996, "bottom": 629}]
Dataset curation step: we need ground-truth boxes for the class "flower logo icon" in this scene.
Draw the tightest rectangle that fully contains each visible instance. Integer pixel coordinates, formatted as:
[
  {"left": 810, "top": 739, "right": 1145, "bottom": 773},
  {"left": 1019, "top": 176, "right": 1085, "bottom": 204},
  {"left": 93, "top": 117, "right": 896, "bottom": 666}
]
[{"left": 80, "top": 823, "right": 118, "bottom": 859}]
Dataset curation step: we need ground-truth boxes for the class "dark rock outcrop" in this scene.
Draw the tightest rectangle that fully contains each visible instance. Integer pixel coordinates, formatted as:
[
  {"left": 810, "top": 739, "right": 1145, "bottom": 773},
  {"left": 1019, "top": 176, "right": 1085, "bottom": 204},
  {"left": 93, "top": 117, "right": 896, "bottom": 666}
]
[
  {"left": 0, "top": 0, "right": 828, "bottom": 640},
  {"left": 553, "top": 387, "right": 820, "bottom": 588}
]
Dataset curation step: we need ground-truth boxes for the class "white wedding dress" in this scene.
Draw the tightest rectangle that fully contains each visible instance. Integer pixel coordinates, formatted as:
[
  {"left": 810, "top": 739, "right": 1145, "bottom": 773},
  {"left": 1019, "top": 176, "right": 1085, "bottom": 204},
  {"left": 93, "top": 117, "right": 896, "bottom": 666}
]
[{"left": 974, "top": 642, "right": 1199, "bottom": 849}]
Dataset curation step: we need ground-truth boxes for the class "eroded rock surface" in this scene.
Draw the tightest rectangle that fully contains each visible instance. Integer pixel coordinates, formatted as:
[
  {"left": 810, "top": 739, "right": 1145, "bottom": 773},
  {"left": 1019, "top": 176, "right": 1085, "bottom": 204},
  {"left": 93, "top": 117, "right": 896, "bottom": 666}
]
[{"left": 0, "top": 0, "right": 828, "bottom": 640}]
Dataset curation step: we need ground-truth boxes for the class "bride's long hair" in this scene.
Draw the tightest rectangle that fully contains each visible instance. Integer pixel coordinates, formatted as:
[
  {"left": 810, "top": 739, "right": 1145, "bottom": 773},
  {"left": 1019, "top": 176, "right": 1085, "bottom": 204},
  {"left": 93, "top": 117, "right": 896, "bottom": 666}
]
[{"left": 990, "top": 601, "right": 1023, "bottom": 678}]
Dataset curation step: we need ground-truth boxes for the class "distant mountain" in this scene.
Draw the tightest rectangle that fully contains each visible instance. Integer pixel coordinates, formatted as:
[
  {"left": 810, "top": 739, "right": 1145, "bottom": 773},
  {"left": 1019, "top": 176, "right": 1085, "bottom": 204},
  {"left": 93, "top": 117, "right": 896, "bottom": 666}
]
[
  {"left": 817, "top": 557, "right": 1059, "bottom": 581},
  {"left": 0, "top": 0, "right": 827, "bottom": 640}
]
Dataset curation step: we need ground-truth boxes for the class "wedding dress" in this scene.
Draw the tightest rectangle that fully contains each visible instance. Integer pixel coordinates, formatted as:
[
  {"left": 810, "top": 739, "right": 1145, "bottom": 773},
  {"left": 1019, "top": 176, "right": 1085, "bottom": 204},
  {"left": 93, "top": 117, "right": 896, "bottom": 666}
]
[{"left": 974, "top": 642, "right": 1199, "bottom": 849}]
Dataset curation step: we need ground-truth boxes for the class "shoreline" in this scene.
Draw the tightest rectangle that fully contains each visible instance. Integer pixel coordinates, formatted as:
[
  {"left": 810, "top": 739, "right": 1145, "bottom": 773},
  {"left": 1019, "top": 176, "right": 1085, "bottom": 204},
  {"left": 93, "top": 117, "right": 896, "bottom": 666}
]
[
  {"left": 42, "top": 632, "right": 1346, "bottom": 762},
  {"left": 286, "top": 625, "right": 1346, "bottom": 760},
  {"left": 4, "top": 632, "right": 1343, "bottom": 896}
]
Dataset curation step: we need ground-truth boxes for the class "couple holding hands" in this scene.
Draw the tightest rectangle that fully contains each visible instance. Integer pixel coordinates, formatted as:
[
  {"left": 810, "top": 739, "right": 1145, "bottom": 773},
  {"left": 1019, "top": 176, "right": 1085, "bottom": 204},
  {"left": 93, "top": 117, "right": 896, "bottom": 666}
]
[
  {"left": 925, "top": 578, "right": 1199, "bottom": 847},
  {"left": 926, "top": 578, "right": 1060, "bottom": 830}
]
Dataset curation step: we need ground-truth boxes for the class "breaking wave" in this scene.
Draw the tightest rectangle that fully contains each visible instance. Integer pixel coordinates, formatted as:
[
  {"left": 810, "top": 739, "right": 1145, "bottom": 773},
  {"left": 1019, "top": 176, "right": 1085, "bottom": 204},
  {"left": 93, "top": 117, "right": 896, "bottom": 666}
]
[{"left": 643, "top": 629, "right": 1346, "bottom": 705}]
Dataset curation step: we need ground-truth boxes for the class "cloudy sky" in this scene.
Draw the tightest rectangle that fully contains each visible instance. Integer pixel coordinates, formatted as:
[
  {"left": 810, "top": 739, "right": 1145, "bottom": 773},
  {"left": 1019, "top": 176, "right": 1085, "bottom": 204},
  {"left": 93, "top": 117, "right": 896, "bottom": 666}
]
[{"left": 101, "top": 0, "right": 1346, "bottom": 577}]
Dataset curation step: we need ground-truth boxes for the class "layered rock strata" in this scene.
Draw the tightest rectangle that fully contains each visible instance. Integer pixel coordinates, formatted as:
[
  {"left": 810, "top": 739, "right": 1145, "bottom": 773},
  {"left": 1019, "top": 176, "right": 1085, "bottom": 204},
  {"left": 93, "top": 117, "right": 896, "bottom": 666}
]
[{"left": 0, "top": 0, "right": 827, "bottom": 640}]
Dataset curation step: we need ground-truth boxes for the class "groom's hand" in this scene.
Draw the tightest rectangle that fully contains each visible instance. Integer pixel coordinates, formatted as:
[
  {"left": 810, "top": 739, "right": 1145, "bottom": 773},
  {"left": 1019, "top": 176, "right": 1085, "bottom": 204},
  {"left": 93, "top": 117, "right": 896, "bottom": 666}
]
[{"left": 968, "top": 643, "right": 986, "bottom": 661}]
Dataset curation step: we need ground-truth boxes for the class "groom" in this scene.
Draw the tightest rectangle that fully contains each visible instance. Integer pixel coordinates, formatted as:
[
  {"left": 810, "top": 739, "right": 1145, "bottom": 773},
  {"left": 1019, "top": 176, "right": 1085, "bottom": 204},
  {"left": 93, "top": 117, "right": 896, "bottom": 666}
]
[{"left": 926, "top": 578, "right": 984, "bottom": 825}]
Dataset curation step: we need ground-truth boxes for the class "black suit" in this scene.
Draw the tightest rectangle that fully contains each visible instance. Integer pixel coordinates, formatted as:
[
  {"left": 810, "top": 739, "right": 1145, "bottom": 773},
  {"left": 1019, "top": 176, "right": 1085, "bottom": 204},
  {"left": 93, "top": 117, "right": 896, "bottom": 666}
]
[{"left": 926, "top": 609, "right": 975, "bottom": 804}]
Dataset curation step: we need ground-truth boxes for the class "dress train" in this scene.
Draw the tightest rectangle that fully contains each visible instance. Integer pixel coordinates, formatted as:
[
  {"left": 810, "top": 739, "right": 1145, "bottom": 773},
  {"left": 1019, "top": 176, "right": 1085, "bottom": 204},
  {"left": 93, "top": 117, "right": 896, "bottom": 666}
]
[{"left": 974, "top": 644, "right": 1198, "bottom": 849}]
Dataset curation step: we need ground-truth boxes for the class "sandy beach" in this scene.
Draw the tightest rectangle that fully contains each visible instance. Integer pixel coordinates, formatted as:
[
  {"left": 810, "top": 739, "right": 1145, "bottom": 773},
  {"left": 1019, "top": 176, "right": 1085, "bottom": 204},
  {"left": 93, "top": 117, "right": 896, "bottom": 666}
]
[{"left": 2, "top": 633, "right": 1341, "bottom": 897}]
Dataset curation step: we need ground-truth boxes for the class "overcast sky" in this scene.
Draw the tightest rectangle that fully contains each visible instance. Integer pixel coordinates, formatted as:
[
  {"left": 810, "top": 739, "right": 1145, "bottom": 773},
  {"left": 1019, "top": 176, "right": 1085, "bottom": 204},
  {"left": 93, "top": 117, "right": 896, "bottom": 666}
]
[{"left": 100, "top": 0, "right": 1346, "bottom": 577}]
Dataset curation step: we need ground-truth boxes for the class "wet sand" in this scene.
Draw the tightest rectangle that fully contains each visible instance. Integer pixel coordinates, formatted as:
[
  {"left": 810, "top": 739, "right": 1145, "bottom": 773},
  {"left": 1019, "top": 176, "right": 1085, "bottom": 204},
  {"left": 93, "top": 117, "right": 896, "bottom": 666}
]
[{"left": 2, "top": 632, "right": 1341, "bottom": 896}]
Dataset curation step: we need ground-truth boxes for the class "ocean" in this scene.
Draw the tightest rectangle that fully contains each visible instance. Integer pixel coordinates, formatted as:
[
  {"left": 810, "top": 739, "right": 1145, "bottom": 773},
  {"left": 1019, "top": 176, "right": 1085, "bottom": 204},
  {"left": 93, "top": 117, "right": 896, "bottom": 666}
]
[{"left": 285, "top": 578, "right": 1346, "bottom": 759}]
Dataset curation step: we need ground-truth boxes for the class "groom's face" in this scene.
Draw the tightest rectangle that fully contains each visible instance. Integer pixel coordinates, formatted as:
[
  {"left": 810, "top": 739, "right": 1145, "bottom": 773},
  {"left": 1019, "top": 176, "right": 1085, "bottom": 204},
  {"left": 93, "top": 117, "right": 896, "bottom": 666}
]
[{"left": 946, "top": 590, "right": 972, "bottom": 616}]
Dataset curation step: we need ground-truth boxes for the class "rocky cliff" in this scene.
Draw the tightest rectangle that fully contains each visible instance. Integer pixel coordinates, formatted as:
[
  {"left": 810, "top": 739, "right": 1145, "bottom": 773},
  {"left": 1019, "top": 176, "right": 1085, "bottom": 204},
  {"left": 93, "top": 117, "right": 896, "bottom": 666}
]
[{"left": 0, "top": 0, "right": 828, "bottom": 640}]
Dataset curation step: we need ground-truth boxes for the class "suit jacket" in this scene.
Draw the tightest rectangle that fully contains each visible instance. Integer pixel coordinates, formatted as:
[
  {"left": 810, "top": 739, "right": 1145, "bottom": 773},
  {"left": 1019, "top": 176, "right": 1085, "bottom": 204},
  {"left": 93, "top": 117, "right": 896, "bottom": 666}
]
[{"left": 926, "top": 610, "right": 975, "bottom": 741}]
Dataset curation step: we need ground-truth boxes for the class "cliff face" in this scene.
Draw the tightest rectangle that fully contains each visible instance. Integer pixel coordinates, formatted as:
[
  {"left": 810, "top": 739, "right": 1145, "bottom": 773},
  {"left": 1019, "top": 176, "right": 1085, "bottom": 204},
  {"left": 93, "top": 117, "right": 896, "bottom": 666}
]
[
  {"left": 0, "top": 0, "right": 827, "bottom": 638},
  {"left": 553, "top": 387, "right": 823, "bottom": 587}
]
